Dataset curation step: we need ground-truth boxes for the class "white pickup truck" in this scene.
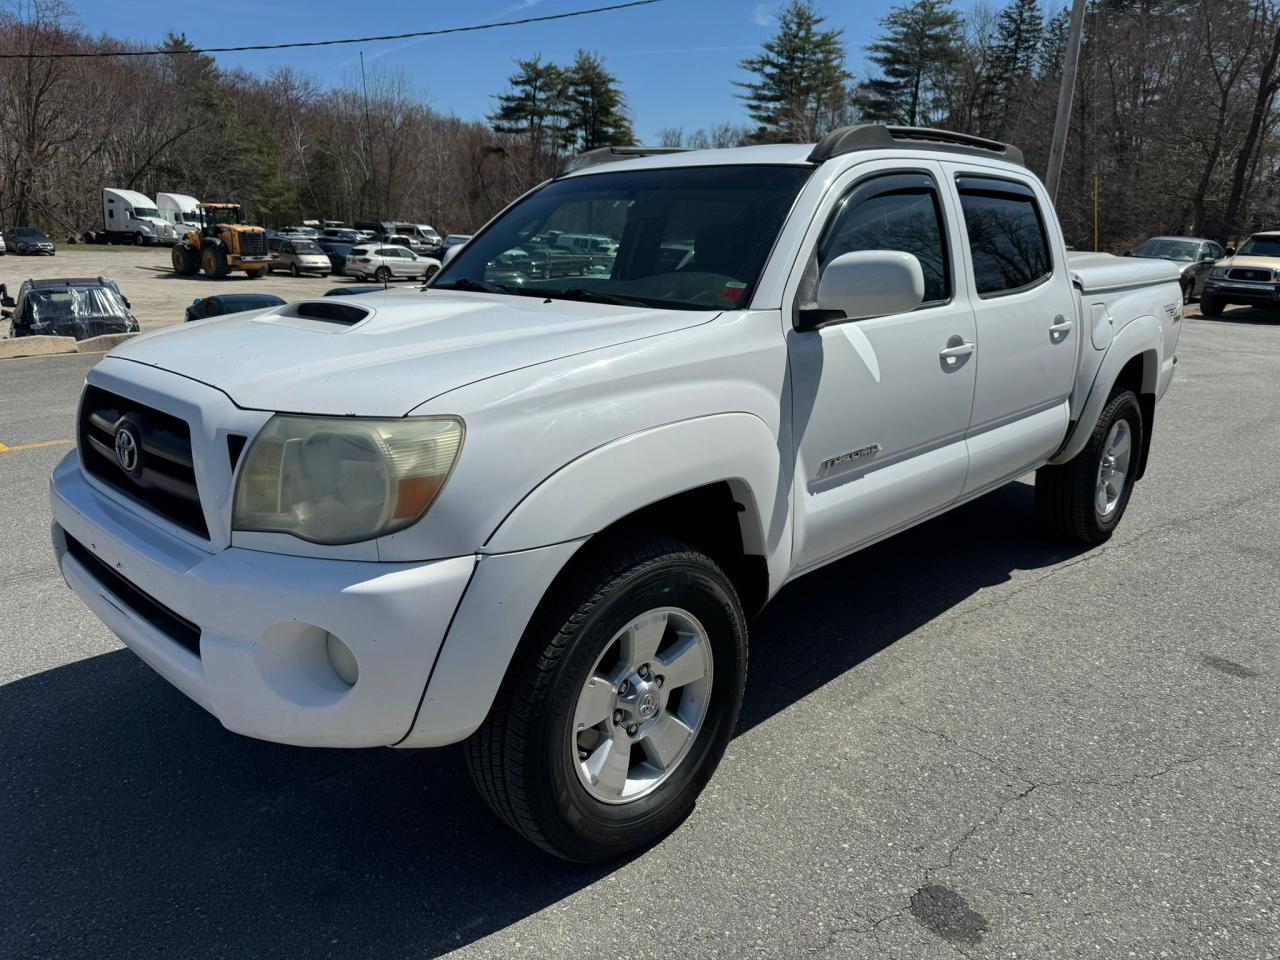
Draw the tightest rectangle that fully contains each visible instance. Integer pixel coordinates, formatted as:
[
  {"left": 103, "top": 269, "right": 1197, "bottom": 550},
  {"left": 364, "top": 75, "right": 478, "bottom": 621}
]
[{"left": 50, "top": 126, "right": 1181, "bottom": 861}]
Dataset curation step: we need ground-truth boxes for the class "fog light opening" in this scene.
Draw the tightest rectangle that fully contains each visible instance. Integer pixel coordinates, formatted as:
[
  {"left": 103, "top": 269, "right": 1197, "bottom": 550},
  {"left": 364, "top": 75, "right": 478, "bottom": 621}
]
[{"left": 325, "top": 632, "right": 359, "bottom": 687}]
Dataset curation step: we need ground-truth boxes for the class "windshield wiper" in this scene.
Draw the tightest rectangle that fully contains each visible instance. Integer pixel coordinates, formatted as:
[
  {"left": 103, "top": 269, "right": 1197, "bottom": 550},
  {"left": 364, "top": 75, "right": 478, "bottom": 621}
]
[
  {"left": 432, "top": 276, "right": 523, "bottom": 295},
  {"left": 541, "top": 287, "right": 659, "bottom": 308}
]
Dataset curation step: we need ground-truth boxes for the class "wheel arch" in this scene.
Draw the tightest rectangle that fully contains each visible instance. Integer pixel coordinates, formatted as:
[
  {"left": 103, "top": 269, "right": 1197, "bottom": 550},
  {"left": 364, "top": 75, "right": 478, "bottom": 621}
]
[{"left": 1050, "top": 315, "right": 1161, "bottom": 471}]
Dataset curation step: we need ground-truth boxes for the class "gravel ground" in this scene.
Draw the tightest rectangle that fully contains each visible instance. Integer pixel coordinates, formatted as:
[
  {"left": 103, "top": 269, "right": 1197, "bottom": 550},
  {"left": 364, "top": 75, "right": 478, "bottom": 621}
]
[
  {"left": 0, "top": 304, "right": 1276, "bottom": 959},
  {"left": 1, "top": 246, "right": 405, "bottom": 332}
]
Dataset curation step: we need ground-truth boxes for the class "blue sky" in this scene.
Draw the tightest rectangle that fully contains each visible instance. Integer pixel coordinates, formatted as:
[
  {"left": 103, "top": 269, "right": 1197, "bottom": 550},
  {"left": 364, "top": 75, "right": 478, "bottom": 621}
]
[{"left": 76, "top": 0, "right": 938, "bottom": 140}]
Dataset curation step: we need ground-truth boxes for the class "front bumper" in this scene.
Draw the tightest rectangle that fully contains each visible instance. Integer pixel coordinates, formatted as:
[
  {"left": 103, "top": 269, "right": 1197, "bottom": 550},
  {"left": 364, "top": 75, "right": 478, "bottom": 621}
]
[
  {"left": 1203, "top": 279, "right": 1280, "bottom": 310},
  {"left": 50, "top": 451, "right": 477, "bottom": 747}
]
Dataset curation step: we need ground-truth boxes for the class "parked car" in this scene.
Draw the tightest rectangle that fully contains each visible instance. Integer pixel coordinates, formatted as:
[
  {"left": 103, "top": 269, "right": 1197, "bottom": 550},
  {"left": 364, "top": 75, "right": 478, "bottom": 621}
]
[
  {"left": 385, "top": 233, "right": 436, "bottom": 256},
  {"left": 3, "top": 276, "right": 137, "bottom": 339},
  {"left": 184, "top": 292, "right": 286, "bottom": 322},
  {"left": 317, "top": 241, "right": 354, "bottom": 275},
  {"left": 442, "top": 234, "right": 471, "bottom": 258},
  {"left": 48, "top": 126, "right": 1181, "bottom": 863},
  {"left": 0, "top": 233, "right": 6, "bottom": 255},
  {"left": 324, "top": 285, "right": 387, "bottom": 297},
  {"left": 6, "top": 226, "right": 55, "bottom": 255},
  {"left": 267, "top": 237, "right": 333, "bottom": 277},
  {"left": 1126, "top": 235, "right": 1225, "bottom": 303},
  {"left": 322, "top": 227, "right": 361, "bottom": 243},
  {"left": 343, "top": 244, "right": 440, "bottom": 281},
  {"left": 1199, "top": 231, "right": 1280, "bottom": 316}
]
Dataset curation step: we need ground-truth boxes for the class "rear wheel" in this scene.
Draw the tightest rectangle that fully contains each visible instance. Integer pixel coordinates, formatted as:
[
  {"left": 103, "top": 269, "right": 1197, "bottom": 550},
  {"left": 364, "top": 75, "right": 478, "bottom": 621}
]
[
  {"left": 1035, "top": 389, "right": 1143, "bottom": 544},
  {"left": 374, "top": 266, "right": 392, "bottom": 283},
  {"left": 466, "top": 538, "right": 748, "bottom": 862},
  {"left": 171, "top": 244, "right": 195, "bottom": 276},
  {"left": 1199, "top": 294, "right": 1223, "bottom": 317},
  {"left": 1182, "top": 279, "right": 1194, "bottom": 304}
]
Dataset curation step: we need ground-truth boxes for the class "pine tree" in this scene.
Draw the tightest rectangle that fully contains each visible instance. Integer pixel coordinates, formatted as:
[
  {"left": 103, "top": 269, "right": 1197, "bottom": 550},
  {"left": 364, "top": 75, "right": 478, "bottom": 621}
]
[
  {"left": 1037, "top": 6, "right": 1070, "bottom": 78},
  {"left": 737, "top": 0, "right": 851, "bottom": 143},
  {"left": 982, "top": 0, "right": 1043, "bottom": 136},
  {"left": 562, "top": 51, "right": 634, "bottom": 151},
  {"left": 488, "top": 55, "right": 567, "bottom": 157},
  {"left": 860, "top": 0, "right": 965, "bottom": 127}
]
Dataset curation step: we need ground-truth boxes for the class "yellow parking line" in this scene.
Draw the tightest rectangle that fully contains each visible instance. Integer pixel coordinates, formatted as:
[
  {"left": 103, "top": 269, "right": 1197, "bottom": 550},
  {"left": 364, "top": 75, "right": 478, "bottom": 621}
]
[{"left": 0, "top": 438, "right": 73, "bottom": 453}]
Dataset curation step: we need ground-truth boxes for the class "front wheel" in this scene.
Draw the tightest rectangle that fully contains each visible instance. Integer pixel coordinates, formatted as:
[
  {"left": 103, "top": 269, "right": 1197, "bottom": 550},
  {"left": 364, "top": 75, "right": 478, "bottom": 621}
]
[
  {"left": 466, "top": 538, "right": 748, "bottom": 862},
  {"left": 1199, "top": 293, "right": 1223, "bottom": 317},
  {"left": 290, "top": 263, "right": 300, "bottom": 278},
  {"left": 134, "top": 232, "right": 145, "bottom": 246},
  {"left": 1182, "top": 279, "right": 1194, "bottom": 305},
  {"left": 1035, "top": 389, "right": 1143, "bottom": 544}
]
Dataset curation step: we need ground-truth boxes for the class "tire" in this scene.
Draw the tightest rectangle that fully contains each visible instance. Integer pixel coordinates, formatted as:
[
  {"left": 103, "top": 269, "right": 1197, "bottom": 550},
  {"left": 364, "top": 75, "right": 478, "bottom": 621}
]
[
  {"left": 1035, "top": 389, "right": 1143, "bottom": 544},
  {"left": 171, "top": 245, "right": 193, "bottom": 276},
  {"left": 423, "top": 264, "right": 439, "bottom": 281},
  {"left": 1182, "top": 279, "right": 1194, "bottom": 305},
  {"left": 201, "top": 245, "right": 229, "bottom": 279},
  {"left": 374, "top": 266, "right": 392, "bottom": 283},
  {"left": 244, "top": 268, "right": 262, "bottom": 279},
  {"left": 133, "top": 232, "right": 144, "bottom": 246},
  {"left": 466, "top": 538, "right": 748, "bottom": 862},
  {"left": 1199, "top": 294, "right": 1223, "bottom": 317},
  {"left": 290, "top": 263, "right": 300, "bottom": 278}
]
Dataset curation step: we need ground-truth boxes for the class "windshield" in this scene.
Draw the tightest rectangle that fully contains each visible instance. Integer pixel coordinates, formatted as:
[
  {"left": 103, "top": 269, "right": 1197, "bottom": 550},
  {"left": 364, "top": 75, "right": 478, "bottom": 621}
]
[
  {"left": 292, "top": 240, "right": 323, "bottom": 254},
  {"left": 1133, "top": 238, "right": 1199, "bottom": 261},
  {"left": 15, "top": 227, "right": 45, "bottom": 238},
  {"left": 434, "top": 165, "right": 813, "bottom": 310},
  {"left": 1236, "top": 235, "right": 1280, "bottom": 258},
  {"left": 132, "top": 206, "right": 161, "bottom": 219}
]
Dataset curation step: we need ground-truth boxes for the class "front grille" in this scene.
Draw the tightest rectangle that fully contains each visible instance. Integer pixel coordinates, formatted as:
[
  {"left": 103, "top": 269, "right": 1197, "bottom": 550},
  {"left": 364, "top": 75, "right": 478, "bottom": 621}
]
[
  {"left": 78, "top": 385, "right": 209, "bottom": 538},
  {"left": 1226, "top": 267, "right": 1273, "bottom": 282},
  {"left": 238, "top": 231, "right": 266, "bottom": 257},
  {"left": 65, "top": 534, "right": 201, "bottom": 657}
]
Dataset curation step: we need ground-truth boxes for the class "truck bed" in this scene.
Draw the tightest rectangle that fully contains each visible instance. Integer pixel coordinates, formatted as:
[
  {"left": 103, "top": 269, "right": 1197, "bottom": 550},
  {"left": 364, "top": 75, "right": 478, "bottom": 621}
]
[{"left": 1068, "top": 251, "right": 1180, "bottom": 294}]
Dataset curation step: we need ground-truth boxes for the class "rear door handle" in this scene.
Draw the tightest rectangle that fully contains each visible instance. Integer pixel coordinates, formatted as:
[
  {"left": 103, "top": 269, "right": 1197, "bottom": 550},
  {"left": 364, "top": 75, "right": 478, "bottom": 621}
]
[{"left": 1050, "top": 315, "right": 1073, "bottom": 342}]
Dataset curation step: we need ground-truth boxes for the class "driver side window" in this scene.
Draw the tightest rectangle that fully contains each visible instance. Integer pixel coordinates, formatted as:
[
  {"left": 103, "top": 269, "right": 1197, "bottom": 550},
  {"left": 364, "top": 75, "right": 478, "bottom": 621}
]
[{"left": 819, "top": 174, "right": 951, "bottom": 304}]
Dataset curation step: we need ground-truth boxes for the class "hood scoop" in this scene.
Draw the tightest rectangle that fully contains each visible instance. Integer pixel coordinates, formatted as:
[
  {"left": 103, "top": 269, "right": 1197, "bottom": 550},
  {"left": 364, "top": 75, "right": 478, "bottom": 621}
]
[{"left": 265, "top": 300, "right": 372, "bottom": 332}]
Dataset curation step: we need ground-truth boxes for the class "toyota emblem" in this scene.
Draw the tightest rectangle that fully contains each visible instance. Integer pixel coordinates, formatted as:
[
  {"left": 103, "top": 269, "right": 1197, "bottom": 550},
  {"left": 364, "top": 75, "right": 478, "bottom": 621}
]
[{"left": 114, "top": 423, "right": 142, "bottom": 475}]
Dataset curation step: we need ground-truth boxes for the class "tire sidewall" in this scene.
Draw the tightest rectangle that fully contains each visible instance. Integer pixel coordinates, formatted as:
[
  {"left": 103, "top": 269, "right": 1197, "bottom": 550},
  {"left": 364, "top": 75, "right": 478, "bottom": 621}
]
[
  {"left": 1093, "top": 391, "right": 1143, "bottom": 535},
  {"left": 532, "top": 555, "right": 746, "bottom": 858}
]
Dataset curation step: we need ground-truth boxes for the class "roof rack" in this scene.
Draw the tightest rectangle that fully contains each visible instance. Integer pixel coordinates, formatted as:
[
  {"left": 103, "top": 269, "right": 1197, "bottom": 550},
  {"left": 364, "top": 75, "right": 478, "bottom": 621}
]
[
  {"left": 559, "top": 145, "right": 691, "bottom": 176},
  {"left": 808, "top": 125, "right": 1025, "bottom": 167}
]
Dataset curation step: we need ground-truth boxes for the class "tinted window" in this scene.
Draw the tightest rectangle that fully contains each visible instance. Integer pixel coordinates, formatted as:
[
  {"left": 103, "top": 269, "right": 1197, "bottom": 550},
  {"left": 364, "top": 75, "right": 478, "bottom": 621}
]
[
  {"left": 1132, "top": 238, "right": 1198, "bottom": 262},
  {"left": 957, "top": 178, "right": 1052, "bottom": 295},
  {"left": 819, "top": 174, "right": 950, "bottom": 304}
]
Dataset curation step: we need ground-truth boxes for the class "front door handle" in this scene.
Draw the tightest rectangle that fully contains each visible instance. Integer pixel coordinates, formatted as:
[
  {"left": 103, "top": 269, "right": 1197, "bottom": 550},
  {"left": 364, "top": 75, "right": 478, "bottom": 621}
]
[
  {"left": 939, "top": 341, "right": 975, "bottom": 362},
  {"left": 1050, "top": 315, "right": 1073, "bottom": 342}
]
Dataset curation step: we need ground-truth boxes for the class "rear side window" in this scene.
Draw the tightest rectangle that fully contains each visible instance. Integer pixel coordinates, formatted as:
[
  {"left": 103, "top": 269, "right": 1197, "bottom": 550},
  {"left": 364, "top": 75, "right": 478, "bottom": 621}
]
[
  {"left": 956, "top": 176, "right": 1051, "bottom": 296},
  {"left": 819, "top": 172, "right": 951, "bottom": 304}
]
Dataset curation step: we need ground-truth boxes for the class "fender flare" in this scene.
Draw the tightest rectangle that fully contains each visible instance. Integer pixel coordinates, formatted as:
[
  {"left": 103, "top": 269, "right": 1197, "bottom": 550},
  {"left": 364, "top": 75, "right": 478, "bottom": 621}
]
[
  {"left": 483, "top": 412, "right": 786, "bottom": 568},
  {"left": 1049, "top": 314, "right": 1161, "bottom": 466}
]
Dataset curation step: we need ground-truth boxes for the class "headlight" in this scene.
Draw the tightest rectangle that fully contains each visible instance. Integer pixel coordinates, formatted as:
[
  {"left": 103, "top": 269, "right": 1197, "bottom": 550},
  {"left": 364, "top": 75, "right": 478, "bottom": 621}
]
[
  {"left": 1210, "top": 267, "right": 1228, "bottom": 278},
  {"left": 232, "top": 415, "right": 463, "bottom": 544}
]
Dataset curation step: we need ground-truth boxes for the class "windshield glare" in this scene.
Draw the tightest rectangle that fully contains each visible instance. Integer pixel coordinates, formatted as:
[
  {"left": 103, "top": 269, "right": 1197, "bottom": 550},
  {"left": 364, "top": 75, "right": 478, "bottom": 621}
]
[
  {"left": 1133, "top": 238, "right": 1199, "bottom": 261},
  {"left": 132, "top": 207, "right": 161, "bottom": 219},
  {"left": 26, "top": 287, "right": 126, "bottom": 322},
  {"left": 1237, "top": 235, "right": 1280, "bottom": 258},
  {"left": 293, "top": 240, "right": 322, "bottom": 254},
  {"left": 433, "top": 165, "right": 813, "bottom": 310}
]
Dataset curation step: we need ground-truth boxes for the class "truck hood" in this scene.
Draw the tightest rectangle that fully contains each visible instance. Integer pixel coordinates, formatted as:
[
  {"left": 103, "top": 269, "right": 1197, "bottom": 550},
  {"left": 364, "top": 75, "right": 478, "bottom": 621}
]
[
  {"left": 1213, "top": 254, "right": 1280, "bottom": 274},
  {"left": 109, "top": 290, "right": 715, "bottom": 416}
]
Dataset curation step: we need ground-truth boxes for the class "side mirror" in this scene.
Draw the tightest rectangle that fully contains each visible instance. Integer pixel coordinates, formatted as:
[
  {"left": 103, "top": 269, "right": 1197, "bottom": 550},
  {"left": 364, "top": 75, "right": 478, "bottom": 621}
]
[
  {"left": 798, "top": 250, "right": 925, "bottom": 331},
  {"left": 1225, "top": 247, "right": 1236, "bottom": 256},
  {"left": 442, "top": 244, "right": 463, "bottom": 266}
]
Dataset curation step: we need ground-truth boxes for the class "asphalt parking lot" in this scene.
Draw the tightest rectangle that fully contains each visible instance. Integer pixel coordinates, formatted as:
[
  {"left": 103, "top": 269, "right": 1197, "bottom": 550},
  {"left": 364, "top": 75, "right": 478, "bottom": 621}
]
[
  {"left": 0, "top": 304, "right": 1276, "bottom": 959},
  {"left": 1, "top": 246, "right": 398, "bottom": 332}
]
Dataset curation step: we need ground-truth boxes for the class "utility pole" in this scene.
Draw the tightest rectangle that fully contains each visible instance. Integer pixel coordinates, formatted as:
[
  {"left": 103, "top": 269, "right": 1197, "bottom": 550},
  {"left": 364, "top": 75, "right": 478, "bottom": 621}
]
[{"left": 1045, "top": 0, "right": 1087, "bottom": 203}]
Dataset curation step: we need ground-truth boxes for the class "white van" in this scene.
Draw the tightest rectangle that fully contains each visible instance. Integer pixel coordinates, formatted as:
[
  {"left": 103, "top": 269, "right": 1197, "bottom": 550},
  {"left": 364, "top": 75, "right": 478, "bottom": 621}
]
[
  {"left": 101, "top": 188, "right": 177, "bottom": 246},
  {"left": 156, "top": 193, "right": 201, "bottom": 232}
]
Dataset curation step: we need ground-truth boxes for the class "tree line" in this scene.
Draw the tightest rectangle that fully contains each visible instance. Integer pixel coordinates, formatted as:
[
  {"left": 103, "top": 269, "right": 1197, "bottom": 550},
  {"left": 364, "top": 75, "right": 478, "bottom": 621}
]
[{"left": 3, "top": 0, "right": 1280, "bottom": 249}]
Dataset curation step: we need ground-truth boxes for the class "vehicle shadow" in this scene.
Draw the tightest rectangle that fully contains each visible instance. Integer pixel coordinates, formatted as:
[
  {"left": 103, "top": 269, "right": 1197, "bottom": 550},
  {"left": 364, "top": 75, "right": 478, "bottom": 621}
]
[
  {"left": 0, "top": 480, "right": 1087, "bottom": 960},
  {"left": 1194, "top": 305, "right": 1280, "bottom": 325}
]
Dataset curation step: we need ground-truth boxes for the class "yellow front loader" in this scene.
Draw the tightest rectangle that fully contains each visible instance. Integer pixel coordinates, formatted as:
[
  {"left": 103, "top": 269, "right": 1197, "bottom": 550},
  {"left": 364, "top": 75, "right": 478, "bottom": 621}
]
[{"left": 170, "top": 203, "right": 269, "bottom": 279}]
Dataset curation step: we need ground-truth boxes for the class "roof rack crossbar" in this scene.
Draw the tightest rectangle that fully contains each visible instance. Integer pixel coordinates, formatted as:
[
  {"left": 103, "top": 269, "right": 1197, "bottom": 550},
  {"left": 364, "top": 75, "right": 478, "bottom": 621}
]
[
  {"left": 559, "top": 145, "right": 691, "bottom": 176},
  {"left": 808, "top": 125, "right": 1025, "bottom": 167}
]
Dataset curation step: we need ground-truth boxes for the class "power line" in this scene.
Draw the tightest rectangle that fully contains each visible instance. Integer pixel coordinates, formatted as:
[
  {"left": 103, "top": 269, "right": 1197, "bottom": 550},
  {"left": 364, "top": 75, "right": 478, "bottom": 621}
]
[{"left": 0, "top": 0, "right": 663, "bottom": 60}]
